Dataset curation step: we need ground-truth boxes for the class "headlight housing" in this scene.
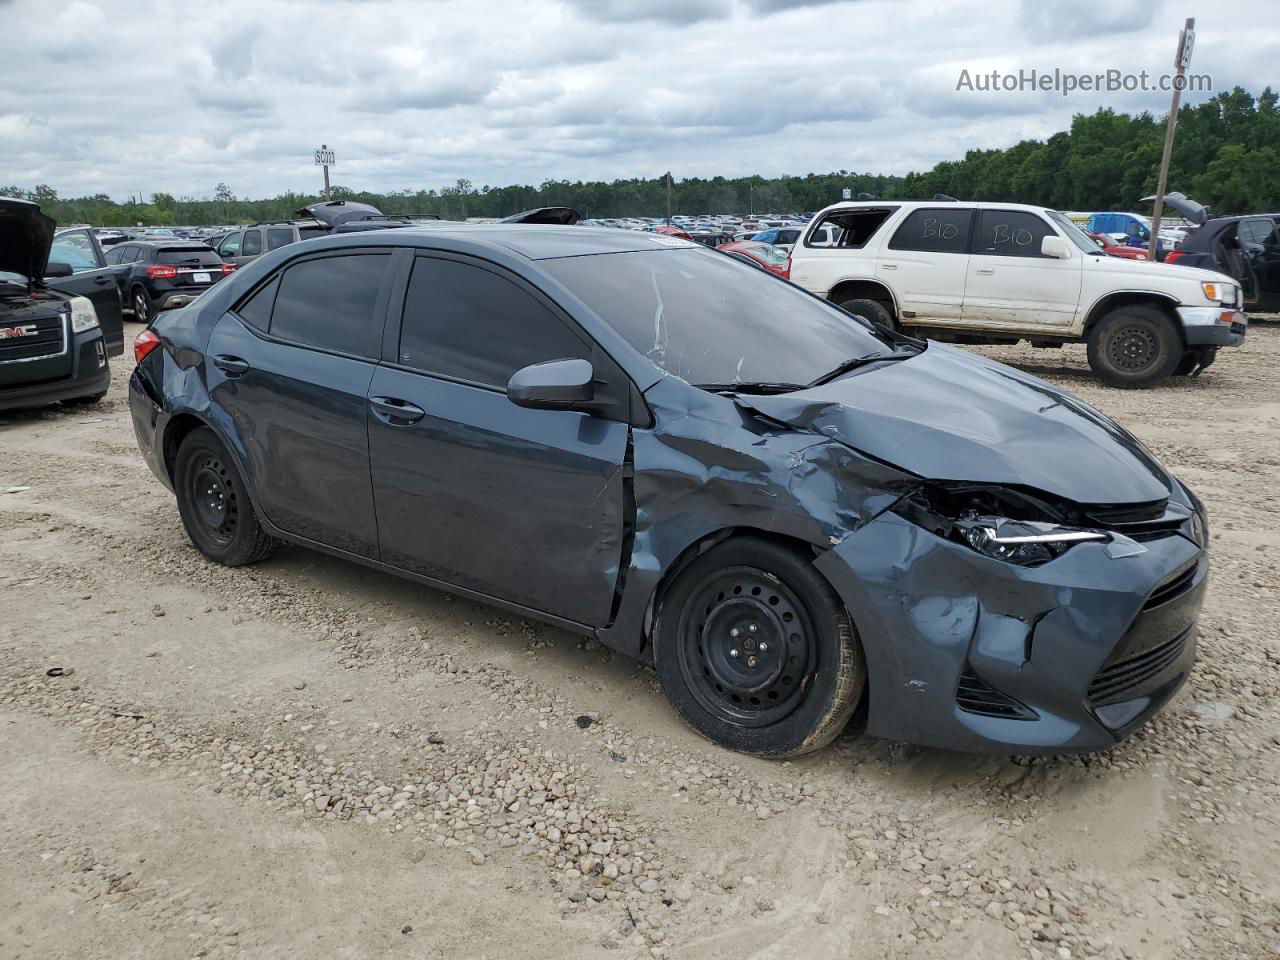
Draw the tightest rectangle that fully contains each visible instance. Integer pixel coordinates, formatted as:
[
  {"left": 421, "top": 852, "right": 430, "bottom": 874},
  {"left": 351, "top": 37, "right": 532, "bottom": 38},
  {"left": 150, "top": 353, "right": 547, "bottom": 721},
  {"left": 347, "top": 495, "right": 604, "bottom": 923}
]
[
  {"left": 894, "top": 483, "right": 1135, "bottom": 567},
  {"left": 1201, "top": 280, "right": 1235, "bottom": 305},
  {"left": 67, "top": 296, "right": 99, "bottom": 333}
]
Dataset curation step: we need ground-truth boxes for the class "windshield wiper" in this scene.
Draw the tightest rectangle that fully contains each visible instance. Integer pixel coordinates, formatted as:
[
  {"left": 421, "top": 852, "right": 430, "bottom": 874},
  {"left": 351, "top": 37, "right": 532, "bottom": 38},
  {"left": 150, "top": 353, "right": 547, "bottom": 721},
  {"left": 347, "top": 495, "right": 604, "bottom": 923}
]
[
  {"left": 694, "top": 380, "right": 806, "bottom": 396},
  {"left": 806, "top": 349, "right": 914, "bottom": 387}
]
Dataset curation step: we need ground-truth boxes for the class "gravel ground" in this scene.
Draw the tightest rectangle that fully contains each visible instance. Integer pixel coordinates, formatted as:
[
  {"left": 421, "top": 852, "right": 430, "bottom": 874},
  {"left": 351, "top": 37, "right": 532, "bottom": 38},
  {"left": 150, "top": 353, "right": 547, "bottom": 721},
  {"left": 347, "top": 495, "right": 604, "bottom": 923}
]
[{"left": 1, "top": 321, "right": 1277, "bottom": 960}]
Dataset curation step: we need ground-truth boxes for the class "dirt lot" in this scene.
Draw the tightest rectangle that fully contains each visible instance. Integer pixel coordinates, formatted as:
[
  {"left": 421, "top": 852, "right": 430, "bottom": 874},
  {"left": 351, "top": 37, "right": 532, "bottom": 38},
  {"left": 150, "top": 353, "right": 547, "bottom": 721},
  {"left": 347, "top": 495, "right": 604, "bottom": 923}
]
[{"left": 1, "top": 322, "right": 1278, "bottom": 960}]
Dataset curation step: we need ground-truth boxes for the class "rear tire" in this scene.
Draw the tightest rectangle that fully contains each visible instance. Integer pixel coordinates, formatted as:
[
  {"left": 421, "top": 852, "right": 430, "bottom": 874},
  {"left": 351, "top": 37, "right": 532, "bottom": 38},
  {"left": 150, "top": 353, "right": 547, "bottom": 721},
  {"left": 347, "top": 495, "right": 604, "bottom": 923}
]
[
  {"left": 131, "top": 286, "right": 151, "bottom": 325},
  {"left": 174, "top": 427, "right": 277, "bottom": 567},
  {"left": 1087, "top": 305, "right": 1182, "bottom": 388},
  {"left": 653, "top": 537, "right": 865, "bottom": 758},
  {"left": 836, "top": 297, "right": 895, "bottom": 331}
]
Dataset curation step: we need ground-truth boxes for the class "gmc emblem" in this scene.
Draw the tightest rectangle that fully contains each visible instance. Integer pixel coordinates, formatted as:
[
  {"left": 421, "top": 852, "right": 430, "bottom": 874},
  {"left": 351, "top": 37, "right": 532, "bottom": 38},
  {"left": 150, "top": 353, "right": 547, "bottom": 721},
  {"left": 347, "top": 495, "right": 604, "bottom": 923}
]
[{"left": 0, "top": 325, "right": 39, "bottom": 340}]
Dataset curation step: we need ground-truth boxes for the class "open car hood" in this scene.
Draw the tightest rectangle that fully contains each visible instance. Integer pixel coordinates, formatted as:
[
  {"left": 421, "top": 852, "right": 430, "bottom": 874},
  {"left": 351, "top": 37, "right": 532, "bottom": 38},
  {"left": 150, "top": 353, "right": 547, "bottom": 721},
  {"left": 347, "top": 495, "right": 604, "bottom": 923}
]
[
  {"left": 1142, "top": 191, "right": 1209, "bottom": 226},
  {"left": 737, "top": 344, "right": 1171, "bottom": 505},
  {"left": 0, "top": 197, "right": 55, "bottom": 281},
  {"left": 295, "top": 200, "right": 386, "bottom": 228},
  {"left": 500, "top": 206, "right": 581, "bottom": 225}
]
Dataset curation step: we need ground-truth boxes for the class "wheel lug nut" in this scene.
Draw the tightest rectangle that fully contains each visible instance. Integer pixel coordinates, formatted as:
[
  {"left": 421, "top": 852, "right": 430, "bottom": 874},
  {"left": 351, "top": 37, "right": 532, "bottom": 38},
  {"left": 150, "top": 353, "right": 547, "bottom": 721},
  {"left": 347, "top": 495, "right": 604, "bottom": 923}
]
[
  {"left": 729, "top": 648, "right": 739, "bottom": 658},
  {"left": 759, "top": 642, "right": 768, "bottom": 653},
  {"left": 748, "top": 624, "right": 757, "bottom": 633},
  {"left": 729, "top": 627, "right": 740, "bottom": 638}
]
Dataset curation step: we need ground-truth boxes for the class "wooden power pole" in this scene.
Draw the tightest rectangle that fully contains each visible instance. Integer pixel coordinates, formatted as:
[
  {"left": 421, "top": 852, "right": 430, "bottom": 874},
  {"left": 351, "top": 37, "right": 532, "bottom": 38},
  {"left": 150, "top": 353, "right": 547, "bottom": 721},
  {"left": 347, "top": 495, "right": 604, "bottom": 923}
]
[
  {"left": 1148, "top": 17, "right": 1195, "bottom": 262},
  {"left": 315, "top": 144, "right": 335, "bottom": 202}
]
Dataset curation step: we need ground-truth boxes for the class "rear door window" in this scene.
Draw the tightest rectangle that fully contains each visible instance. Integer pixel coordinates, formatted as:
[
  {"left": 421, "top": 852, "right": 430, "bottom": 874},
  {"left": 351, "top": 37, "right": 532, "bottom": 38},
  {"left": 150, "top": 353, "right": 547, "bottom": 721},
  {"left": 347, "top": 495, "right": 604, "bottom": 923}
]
[
  {"left": 269, "top": 253, "right": 390, "bottom": 357},
  {"left": 235, "top": 276, "right": 279, "bottom": 331},
  {"left": 241, "top": 229, "right": 263, "bottom": 257},
  {"left": 888, "top": 208, "right": 974, "bottom": 254},
  {"left": 973, "top": 210, "right": 1055, "bottom": 258},
  {"left": 266, "top": 227, "right": 294, "bottom": 251}
]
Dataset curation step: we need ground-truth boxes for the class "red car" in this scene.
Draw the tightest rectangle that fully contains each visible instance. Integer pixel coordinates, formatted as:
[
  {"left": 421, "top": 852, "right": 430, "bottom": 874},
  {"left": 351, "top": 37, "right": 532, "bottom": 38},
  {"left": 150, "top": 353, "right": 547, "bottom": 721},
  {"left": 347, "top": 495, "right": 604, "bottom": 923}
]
[
  {"left": 716, "top": 240, "right": 790, "bottom": 278},
  {"left": 1089, "top": 232, "right": 1148, "bottom": 261},
  {"left": 654, "top": 224, "right": 694, "bottom": 241}
]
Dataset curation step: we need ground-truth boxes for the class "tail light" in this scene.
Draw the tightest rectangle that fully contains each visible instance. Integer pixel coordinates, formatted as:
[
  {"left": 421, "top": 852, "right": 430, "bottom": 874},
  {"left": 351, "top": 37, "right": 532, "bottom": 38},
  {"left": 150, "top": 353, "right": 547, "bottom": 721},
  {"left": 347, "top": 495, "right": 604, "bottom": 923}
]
[
  {"left": 221, "top": 263, "right": 236, "bottom": 275},
  {"left": 134, "top": 328, "right": 161, "bottom": 363},
  {"left": 782, "top": 257, "right": 791, "bottom": 281},
  {"left": 146, "top": 265, "right": 178, "bottom": 279},
  {"left": 1165, "top": 251, "right": 1184, "bottom": 264}
]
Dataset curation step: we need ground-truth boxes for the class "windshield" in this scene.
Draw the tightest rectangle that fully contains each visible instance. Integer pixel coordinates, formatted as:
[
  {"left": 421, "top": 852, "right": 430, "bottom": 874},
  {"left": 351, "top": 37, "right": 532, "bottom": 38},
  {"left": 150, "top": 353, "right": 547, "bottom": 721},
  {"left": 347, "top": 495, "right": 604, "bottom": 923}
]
[
  {"left": 1048, "top": 211, "right": 1104, "bottom": 254},
  {"left": 542, "top": 248, "right": 894, "bottom": 387}
]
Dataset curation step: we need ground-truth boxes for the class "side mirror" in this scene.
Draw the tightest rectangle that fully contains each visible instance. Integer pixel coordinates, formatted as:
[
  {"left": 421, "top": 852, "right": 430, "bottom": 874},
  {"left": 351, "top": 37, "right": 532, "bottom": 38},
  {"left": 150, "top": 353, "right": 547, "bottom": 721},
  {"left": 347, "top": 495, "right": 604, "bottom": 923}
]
[
  {"left": 507, "top": 358, "right": 595, "bottom": 411},
  {"left": 1041, "top": 236, "right": 1071, "bottom": 260},
  {"left": 44, "top": 261, "right": 74, "bottom": 278}
]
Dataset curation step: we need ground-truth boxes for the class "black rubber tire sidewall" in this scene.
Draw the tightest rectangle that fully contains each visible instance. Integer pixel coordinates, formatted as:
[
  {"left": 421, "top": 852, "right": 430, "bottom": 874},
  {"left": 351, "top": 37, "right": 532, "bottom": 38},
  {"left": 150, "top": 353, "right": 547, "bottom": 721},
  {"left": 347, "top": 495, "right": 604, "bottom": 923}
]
[
  {"left": 653, "top": 537, "right": 865, "bottom": 758},
  {"left": 1087, "top": 305, "right": 1182, "bottom": 388},
  {"left": 132, "top": 287, "right": 151, "bottom": 324},
  {"left": 837, "top": 297, "right": 895, "bottom": 330},
  {"left": 174, "top": 427, "right": 276, "bottom": 567}
]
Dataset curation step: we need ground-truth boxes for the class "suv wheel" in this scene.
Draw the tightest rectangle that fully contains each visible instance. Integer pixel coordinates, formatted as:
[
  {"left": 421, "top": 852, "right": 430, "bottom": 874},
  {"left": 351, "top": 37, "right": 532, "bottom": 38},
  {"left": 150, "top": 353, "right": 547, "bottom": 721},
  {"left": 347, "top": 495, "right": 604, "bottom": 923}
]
[
  {"left": 132, "top": 286, "right": 151, "bottom": 325},
  {"left": 653, "top": 537, "right": 866, "bottom": 758},
  {"left": 174, "top": 427, "right": 277, "bottom": 566},
  {"left": 836, "top": 297, "right": 895, "bottom": 330},
  {"left": 1087, "top": 305, "right": 1181, "bottom": 388}
]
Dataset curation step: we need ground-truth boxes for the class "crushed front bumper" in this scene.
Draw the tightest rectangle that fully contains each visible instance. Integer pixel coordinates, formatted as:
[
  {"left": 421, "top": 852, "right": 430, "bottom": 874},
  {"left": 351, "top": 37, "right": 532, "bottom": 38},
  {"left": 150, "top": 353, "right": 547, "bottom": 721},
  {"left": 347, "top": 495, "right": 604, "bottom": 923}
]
[
  {"left": 815, "top": 510, "right": 1205, "bottom": 754},
  {"left": 1179, "top": 306, "right": 1247, "bottom": 347}
]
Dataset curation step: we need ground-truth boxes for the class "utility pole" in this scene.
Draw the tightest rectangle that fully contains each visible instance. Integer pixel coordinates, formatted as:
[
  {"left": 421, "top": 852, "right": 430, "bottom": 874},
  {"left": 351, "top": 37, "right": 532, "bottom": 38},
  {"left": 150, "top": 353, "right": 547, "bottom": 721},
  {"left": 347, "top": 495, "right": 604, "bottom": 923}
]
[
  {"left": 1148, "top": 17, "right": 1194, "bottom": 262},
  {"left": 665, "top": 172, "right": 673, "bottom": 225},
  {"left": 315, "top": 144, "right": 336, "bottom": 201}
]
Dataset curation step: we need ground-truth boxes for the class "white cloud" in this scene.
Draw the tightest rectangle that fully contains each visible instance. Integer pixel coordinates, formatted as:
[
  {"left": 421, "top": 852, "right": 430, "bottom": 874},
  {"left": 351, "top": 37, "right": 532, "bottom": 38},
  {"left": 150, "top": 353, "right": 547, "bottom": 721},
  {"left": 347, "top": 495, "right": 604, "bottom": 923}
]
[{"left": 0, "top": 0, "right": 1266, "bottom": 200}]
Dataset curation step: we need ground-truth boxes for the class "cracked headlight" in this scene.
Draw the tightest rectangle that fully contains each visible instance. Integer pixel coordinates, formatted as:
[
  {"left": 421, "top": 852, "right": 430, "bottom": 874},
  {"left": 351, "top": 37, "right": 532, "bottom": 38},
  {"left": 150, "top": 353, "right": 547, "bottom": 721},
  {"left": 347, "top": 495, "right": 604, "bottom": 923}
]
[
  {"left": 67, "top": 295, "right": 99, "bottom": 333},
  {"left": 894, "top": 484, "right": 1133, "bottom": 567}
]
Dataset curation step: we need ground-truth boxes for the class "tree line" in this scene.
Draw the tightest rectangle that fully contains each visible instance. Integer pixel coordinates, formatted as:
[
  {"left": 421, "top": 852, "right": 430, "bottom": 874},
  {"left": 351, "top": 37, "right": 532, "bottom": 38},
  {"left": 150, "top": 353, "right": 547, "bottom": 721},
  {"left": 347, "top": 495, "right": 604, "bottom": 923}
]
[{"left": 5, "top": 86, "right": 1276, "bottom": 227}]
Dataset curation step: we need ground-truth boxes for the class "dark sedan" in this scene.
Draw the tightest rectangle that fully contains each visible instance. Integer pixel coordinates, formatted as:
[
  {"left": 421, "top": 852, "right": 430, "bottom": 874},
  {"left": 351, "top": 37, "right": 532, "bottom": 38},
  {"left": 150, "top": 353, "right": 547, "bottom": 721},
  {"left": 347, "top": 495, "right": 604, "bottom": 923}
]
[{"left": 129, "top": 226, "right": 1207, "bottom": 758}]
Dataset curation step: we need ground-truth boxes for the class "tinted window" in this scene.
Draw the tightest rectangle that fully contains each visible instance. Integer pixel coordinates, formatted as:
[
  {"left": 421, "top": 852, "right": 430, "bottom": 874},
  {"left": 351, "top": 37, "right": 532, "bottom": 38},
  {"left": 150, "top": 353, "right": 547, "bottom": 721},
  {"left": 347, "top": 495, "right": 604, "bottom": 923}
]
[
  {"left": 266, "top": 227, "right": 294, "bottom": 251},
  {"left": 298, "top": 224, "right": 328, "bottom": 241},
  {"left": 217, "top": 233, "right": 241, "bottom": 257},
  {"left": 974, "top": 211, "right": 1055, "bottom": 258},
  {"left": 158, "top": 247, "right": 222, "bottom": 267},
  {"left": 132, "top": 246, "right": 151, "bottom": 263},
  {"left": 542, "top": 247, "right": 894, "bottom": 387},
  {"left": 1238, "top": 218, "right": 1275, "bottom": 248},
  {"left": 399, "top": 257, "right": 588, "bottom": 388},
  {"left": 241, "top": 230, "right": 262, "bottom": 257},
  {"left": 269, "top": 254, "right": 388, "bottom": 356},
  {"left": 49, "top": 232, "right": 99, "bottom": 271},
  {"left": 888, "top": 208, "right": 973, "bottom": 254},
  {"left": 777, "top": 229, "right": 800, "bottom": 245},
  {"left": 104, "top": 246, "right": 126, "bottom": 265},
  {"left": 236, "top": 276, "right": 278, "bottom": 331}
]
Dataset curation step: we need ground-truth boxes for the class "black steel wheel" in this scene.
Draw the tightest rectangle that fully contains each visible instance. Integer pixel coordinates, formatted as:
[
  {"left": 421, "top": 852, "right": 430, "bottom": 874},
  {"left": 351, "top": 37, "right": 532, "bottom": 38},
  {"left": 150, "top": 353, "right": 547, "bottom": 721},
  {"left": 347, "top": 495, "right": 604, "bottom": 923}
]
[
  {"left": 654, "top": 537, "right": 865, "bottom": 758},
  {"left": 837, "top": 296, "right": 895, "bottom": 331},
  {"left": 1087, "top": 305, "right": 1181, "bottom": 388},
  {"left": 174, "top": 427, "right": 277, "bottom": 566}
]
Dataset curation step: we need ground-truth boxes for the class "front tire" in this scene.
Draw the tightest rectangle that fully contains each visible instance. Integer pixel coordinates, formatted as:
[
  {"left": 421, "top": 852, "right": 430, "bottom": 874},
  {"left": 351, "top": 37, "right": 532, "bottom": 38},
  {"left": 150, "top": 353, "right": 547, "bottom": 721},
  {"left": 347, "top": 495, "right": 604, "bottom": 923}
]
[
  {"left": 1087, "top": 305, "right": 1182, "bottom": 388},
  {"left": 653, "top": 537, "right": 866, "bottom": 758},
  {"left": 174, "top": 428, "right": 277, "bottom": 566}
]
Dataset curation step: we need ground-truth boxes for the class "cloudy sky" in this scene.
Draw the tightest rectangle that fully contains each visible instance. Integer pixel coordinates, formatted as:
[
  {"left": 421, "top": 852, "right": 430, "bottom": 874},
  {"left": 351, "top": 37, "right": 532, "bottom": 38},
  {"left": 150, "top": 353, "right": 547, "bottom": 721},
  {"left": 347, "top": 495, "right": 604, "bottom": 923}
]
[{"left": 2, "top": 0, "right": 1272, "bottom": 200}]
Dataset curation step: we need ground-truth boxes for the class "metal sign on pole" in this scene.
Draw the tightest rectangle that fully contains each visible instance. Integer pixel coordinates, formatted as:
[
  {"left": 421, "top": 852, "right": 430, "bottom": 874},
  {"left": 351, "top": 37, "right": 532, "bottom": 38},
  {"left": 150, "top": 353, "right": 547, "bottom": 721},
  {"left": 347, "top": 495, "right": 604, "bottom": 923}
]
[
  {"left": 1148, "top": 18, "right": 1194, "bottom": 263},
  {"left": 314, "top": 144, "right": 336, "bottom": 201}
]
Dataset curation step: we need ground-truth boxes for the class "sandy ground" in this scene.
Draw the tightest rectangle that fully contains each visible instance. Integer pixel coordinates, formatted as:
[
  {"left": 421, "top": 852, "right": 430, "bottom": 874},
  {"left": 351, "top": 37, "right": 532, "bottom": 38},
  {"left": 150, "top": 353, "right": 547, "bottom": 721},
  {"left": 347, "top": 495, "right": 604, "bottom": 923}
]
[{"left": 1, "top": 321, "right": 1278, "bottom": 960}]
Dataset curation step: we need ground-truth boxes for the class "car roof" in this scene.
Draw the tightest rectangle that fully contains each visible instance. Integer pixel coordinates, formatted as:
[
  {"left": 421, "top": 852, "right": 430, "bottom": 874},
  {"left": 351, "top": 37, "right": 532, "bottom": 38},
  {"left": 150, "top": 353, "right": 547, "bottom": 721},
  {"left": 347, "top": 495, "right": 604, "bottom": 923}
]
[
  {"left": 283, "top": 223, "right": 692, "bottom": 261},
  {"left": 133, "top": 240, "right": 213, "bottom": 248}
]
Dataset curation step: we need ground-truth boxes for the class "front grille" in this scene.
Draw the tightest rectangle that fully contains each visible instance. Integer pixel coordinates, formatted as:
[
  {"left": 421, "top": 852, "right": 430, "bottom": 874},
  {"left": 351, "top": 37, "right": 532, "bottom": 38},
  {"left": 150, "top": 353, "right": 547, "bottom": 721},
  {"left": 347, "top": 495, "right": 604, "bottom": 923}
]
[
  {"left": 1143, "top": 563, "right": 1197, "bottom": 611},
  {"left": 0, "top": 313, "right": 66, "bottom": 363},
  {"left": 1088, "top": 629, "right": 1189, "bottom": 705},
  {"left": 1086, "top": 499, "right": 1184, "bottom": 542},
  {"left": 957, "top": 670, "right": 1036, "bottom": 720}
]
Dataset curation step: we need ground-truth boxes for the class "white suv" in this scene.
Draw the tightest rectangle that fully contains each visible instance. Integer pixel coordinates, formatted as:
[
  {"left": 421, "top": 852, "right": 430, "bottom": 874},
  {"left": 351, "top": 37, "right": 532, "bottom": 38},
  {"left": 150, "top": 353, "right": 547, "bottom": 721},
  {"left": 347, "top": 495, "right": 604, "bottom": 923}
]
[{"left": 788, "top": 200, "right": 1247, "bottom": 387}]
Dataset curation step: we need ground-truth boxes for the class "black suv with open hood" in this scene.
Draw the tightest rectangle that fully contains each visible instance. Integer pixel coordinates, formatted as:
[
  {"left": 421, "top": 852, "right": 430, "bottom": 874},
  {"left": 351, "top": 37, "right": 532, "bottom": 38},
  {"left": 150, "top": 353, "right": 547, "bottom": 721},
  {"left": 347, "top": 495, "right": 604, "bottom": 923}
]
[{"left": 0, "top": 198, "right": 111, "bottom": 411}]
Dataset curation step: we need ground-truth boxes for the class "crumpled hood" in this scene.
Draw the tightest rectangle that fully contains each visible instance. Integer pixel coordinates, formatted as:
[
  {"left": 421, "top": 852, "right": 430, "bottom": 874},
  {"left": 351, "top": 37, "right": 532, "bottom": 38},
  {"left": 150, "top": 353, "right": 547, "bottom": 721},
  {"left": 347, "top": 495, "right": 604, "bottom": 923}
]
[
  {"left": 737, "top": 344, "right": 1172, "bottom": 505},
  {"left": 0, "top": 197, "right": 55, "bottom": 281}
]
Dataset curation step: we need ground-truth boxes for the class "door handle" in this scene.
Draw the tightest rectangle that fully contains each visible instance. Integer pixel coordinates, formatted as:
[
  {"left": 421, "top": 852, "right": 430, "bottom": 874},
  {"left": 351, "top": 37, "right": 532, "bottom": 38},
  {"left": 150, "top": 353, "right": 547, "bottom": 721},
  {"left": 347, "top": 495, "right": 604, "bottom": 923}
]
[
  {"left": 369, "top": 396, "right": 426, "bottom": 425},
  {"left": 93, "top": 275, "right": 112, "bottom": 285},
  {"left": 212, "top": 355, "right": 250, "bottom": 376},
  {"left": 880, "top": 263, "right": 898, "bottom": 270},
  {"left": 976, "top": 268, "right": 995, "bottom": 275}
]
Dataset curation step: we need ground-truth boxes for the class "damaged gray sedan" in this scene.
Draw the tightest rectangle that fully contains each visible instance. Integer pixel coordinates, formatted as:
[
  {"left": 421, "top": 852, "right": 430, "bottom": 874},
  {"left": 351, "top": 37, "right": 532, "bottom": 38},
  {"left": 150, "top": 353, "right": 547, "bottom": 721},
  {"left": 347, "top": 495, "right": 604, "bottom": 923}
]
[{"left": 129, "top": 225, "right": 1207, "bottom": 758}]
